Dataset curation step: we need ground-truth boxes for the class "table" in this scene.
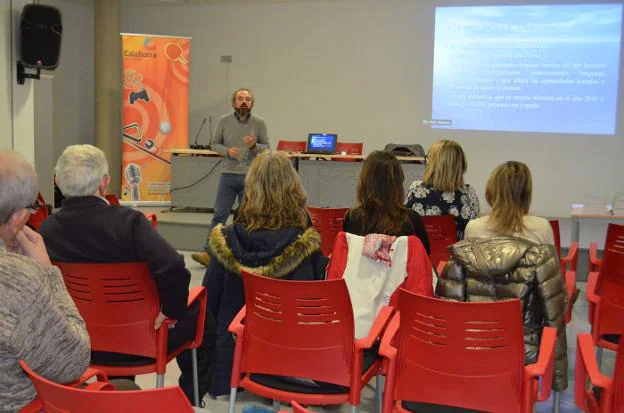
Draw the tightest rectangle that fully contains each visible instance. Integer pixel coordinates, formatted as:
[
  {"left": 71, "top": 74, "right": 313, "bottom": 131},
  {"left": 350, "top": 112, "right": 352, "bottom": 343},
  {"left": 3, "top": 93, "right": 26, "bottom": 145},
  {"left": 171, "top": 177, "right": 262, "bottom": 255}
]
[
  {"left": 168, "top": 149, "right": 425, "bottom": 208},
  {"left": 570, "top": 207, "right": 624, "bottom": 245}
]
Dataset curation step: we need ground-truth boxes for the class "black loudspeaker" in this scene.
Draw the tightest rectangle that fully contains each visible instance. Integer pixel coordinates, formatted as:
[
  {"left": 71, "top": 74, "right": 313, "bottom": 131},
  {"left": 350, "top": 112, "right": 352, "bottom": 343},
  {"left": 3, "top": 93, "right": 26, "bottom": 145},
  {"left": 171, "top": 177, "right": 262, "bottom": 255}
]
[{"left": 19, "top": 4, "right": 62, "bottom": 69}]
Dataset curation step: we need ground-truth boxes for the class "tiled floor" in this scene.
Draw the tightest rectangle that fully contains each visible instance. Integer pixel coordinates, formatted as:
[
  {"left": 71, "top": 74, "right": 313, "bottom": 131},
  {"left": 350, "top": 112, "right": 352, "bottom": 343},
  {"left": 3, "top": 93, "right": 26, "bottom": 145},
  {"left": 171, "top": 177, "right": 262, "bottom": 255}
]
[{"left": 135, "top": 252, "right": 616, "bottom": 413}]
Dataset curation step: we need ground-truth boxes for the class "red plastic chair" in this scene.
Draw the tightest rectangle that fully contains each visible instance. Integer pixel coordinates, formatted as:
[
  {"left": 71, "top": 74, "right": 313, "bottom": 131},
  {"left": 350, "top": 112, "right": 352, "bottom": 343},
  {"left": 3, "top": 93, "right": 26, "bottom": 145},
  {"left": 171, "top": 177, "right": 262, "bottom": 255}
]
[
  {"left": 333, "top": 142, "right": 364, "bottom": 162},
  {"left": 380, "top": 290, "right": 557, "bottom": 413},
  {"left": 308, "top": 206, "right": 349, "bottom": 256},
  {"left": 575, "top": 332, "right": 624, "bottom": 413},
  {"left": 589, "top": 223, "right": 624, "bottom": 273},
  {"left": 27, "top": 193, "right": 48, "bottom": 231},
  {"left": 277, "top": 140, "right": 307, "bottom": 153},
  {"left": 549, "top": 219, "right": 579, "bottom": 323},
  {"left": 54, "top": 262, "right": 207, "bottom": 406},
  {"left": 104, "top": 193, "right": 158, "bottom": 229},
  {"left": 19, "top": 360, "right": 194, "bottom": 413},
  {"left": 421, "top": 215, "right": 458, "bottom": 268},
  {"left": 228, "top": 269, "right": 393, "bottom": 413},
  {"left": 586, "top": 224, "right": 624, "bottom": 355}
]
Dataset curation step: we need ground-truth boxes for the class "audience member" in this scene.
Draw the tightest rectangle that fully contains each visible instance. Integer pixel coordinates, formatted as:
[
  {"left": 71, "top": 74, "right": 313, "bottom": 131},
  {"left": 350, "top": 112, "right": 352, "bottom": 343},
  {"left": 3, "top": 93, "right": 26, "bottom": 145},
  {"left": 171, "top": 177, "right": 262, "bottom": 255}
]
[
  {"left": 436, "top": 160, "right": 568, "bottom": 392},
  {"left": 40, "top": 145, "right": 215, "bottom": 403},
  {"left": 464, "top": 161, "right": 554, "bottom": 245},
  {"left": 0, "top": 150, "right": 90, "bottom": 411},
  {"left": 343, "top": 150, "right": 430, "bottom": 253},
  {"left": 202, "top": 151, "right": 326, "bottom": 396},
  {"left": 405, "top": 140, "right": 479, "bottom": 239}
]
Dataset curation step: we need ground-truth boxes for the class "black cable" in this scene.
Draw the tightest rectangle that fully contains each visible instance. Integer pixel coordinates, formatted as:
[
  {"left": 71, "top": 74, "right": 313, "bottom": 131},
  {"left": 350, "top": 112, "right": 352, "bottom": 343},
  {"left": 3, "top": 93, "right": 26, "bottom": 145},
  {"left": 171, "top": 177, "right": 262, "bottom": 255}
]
[{"left": 169, "top": 159, "right": 223, "bottom": 192}]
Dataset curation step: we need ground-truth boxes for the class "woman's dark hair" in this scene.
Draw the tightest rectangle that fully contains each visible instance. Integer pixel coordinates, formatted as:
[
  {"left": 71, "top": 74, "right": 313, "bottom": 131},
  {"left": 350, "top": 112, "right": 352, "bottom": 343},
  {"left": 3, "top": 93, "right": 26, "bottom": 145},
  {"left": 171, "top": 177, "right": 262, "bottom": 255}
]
[{"left": 352, "top": 150, "right": 410, "bottom": 235}]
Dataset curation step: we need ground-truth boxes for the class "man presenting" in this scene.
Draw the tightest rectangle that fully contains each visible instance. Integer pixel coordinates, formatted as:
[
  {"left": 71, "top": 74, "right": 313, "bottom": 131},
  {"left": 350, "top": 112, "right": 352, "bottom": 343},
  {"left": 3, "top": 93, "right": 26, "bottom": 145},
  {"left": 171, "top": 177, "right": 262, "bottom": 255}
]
[{"left": 192, "top": 88, "right": 270, "bottom": 266}]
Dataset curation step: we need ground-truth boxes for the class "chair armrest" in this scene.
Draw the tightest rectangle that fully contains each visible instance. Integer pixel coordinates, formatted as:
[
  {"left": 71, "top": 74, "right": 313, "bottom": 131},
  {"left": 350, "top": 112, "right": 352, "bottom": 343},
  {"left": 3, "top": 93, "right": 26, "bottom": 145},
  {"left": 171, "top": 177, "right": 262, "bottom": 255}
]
[
  {"left": 575, "top": 333, "right": 613, "bottom": 411},
  {"left": 379, "top": 312, "right": 400, "bottom": 360},
  {"left": 586, "top": 272, "right": 601, "bottom": 305},
  {"left": 436, "top": 261, "right": 446, "bottom": 275},
  {"left": 188, "top": 286, "right": 208, "bottom": 348},
  {"left": 67, "top": 367, "right": 109, "bottom": 387},
  {"left": 561, "top": 242, "right": 579, "bottom": 271},
  {"left": 355, "top": 306, "right": 394, "bottom": 350},
  {"left": 525, "top": 326, "right": 557, "bottom": 401},
  {"left": 589, "top": 243, "right": 602, "bottom": 272},
  {"left": 228, "top": 306, "right": 247, "bottom": 388},
  {"left": 228, "top": 306, "right": 246, "bottom": 337}
]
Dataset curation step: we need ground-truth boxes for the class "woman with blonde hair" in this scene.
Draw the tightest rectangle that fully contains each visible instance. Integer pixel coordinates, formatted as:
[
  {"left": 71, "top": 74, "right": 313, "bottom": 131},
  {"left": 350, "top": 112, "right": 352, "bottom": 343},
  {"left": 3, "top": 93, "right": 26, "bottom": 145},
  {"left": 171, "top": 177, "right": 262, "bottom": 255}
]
[
  {"left": 436, "top": 161, "right": 566, "bottom": 392},
  {"left": 464, "top": 161, "right": 554, "bottom": 245},
  {"left": 405, "top": 139, "right": 479, "bottom": 239},
  {"left": 201, "top": 150, "right": 325, "bottom": 396}
]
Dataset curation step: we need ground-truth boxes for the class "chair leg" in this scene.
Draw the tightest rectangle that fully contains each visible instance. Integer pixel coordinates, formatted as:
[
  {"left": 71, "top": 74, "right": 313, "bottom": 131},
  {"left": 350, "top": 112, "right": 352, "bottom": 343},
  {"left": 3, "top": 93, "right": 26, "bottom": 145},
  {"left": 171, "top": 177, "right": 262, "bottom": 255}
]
[
  {"left": 272, "top": 400, "right": 280, "bottom": 412},
  {"left": 156, "top": 374, "right": 165, "bottom": 388},
  {"left": 375, "top": 375, "right": 383, "bottom": 413},
  {"left": 228, "top": 388, "right": 238, "bottom": 413},
  {"left": 350, "top": 405, "right": 359, "bottom": 413},
  {"left": 551, "top": 391, "right": 561, "bottom": 413},
  {"left": 192, "top": 348, "right": 200, "bottom": 407}
]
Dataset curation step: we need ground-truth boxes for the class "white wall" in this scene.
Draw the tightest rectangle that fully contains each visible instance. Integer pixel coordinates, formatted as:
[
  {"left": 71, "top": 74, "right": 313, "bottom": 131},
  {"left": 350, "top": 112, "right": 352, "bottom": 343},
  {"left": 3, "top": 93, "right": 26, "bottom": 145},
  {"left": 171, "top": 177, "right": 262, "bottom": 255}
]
[
  {"left": 121, "top": 0, "right": 624, "bottom": 218},
  {"left": 0, "top": 2, "right": 13, "bottom": 149}
]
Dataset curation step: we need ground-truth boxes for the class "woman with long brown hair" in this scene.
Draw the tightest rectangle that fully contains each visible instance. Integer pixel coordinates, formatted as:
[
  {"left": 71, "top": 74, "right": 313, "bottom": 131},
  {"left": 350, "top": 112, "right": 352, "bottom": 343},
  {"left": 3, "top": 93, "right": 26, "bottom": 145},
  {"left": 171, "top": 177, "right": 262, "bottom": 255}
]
[
  {"left": 464, "top": 161, "right": 554, "bottom": 245},
  {"left": 343, "top": 150, "right": 430, "bottom": 253},
  {"left": 201, "top": 150, "right": 325, "bottom": 397},
  {"left": 405, "top": 139, "right": 479, "bottom": 239}
]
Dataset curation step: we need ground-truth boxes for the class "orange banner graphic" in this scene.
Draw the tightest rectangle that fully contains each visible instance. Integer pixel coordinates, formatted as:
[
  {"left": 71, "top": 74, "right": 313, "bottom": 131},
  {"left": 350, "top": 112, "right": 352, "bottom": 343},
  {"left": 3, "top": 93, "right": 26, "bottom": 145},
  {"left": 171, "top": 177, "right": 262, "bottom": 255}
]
[{"left": 121, "top": 34, "right": 190, "bottom": 201}]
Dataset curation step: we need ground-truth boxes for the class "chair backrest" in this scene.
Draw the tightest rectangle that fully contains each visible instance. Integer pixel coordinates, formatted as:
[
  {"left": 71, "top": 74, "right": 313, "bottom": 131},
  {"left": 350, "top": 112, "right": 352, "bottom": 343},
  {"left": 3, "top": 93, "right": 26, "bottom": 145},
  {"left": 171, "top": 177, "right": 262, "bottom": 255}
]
[
  {"left": 54, "top": 262, "right": 161, "bottom": 358},
  {"left": 20, "top": 361, "right": 193, "bottom": 413},
  {"left": 335, "top": 142, "right": 363, "bottom": 155},
  {"left": 393, "top": 290, "right": 526, "bottom": 412},
  {"left": 308, "top": 206, "right": 349, "bottom": 256},
  {"left": 240, "top": 269, "right": 355, "bottom": 387},
  {"left": 27, "top": 193, "right": 49, "bottom": 231},
  {"left": 421, "top": 215, "right": 458, "bottom": 268},
  {"left": 104, "top": 194, "right": 120, "bottom": 206},
  {"left": 595, "top": 224, "right": 624, "bottom": 339},
  {"left": 277, "top": 140, "right": 307, "bottom": 153}
]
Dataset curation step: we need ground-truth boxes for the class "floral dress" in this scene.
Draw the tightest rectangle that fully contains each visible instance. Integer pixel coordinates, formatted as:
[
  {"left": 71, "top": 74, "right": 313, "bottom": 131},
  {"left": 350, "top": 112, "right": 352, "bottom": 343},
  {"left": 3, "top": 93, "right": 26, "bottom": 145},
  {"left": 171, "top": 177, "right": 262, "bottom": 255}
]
[{"left": 405, "top": 181, "right": 480, "bottom": 240}]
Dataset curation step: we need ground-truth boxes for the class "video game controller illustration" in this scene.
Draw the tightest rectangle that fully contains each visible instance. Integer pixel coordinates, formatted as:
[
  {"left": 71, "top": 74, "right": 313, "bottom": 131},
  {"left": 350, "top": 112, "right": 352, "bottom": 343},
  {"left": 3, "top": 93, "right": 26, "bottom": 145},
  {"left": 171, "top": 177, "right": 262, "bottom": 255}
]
[{"left": 129, "top": 88, "right": 150, "bottom": 105}]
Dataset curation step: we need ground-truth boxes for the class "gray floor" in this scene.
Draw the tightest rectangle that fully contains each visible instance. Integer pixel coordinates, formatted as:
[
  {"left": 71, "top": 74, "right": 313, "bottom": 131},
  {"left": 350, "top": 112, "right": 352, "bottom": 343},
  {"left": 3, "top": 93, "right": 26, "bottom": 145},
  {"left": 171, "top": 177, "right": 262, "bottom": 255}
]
[{"left": 136, "top": 251, "right": 616, "bottom": 413}]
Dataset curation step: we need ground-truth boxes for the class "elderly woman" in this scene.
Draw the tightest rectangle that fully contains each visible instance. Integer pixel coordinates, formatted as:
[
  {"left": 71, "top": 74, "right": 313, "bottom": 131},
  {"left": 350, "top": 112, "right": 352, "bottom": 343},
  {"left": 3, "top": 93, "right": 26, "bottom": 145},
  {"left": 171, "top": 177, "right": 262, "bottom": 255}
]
[{"left": 0, "top": 149, "right": 90, "bottom": 411}]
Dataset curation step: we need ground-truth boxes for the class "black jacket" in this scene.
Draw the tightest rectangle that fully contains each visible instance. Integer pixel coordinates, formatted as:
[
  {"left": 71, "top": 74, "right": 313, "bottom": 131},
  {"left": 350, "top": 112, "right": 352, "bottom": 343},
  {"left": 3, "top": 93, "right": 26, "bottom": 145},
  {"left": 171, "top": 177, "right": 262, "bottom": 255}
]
[
  {"left": 202, "top": 223, "right": 326, "bottom": 396},
  {"left": 40, "top": 196, "right": 190, "bottom": 320}
]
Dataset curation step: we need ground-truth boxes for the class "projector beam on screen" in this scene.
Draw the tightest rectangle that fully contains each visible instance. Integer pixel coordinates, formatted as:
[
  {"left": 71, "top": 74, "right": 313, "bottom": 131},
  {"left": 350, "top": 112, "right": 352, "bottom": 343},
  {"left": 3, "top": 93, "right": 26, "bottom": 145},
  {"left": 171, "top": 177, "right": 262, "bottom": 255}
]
[{"left": 429, "top": 3, "right": 623, "bottom": 135}]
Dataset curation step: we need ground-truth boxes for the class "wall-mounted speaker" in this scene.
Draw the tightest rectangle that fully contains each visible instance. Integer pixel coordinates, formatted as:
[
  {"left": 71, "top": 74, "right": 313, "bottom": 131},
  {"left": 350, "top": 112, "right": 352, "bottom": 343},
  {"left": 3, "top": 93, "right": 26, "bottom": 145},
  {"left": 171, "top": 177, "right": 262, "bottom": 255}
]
[{"left": 19, "top": 4, "right": 63, "bottom": 70}]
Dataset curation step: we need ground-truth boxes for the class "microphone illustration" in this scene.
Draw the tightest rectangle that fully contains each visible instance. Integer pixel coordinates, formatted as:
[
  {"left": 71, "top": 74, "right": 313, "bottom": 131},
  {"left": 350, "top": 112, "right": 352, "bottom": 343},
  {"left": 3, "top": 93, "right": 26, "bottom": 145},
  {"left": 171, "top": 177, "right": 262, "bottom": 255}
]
[{"left": 125, "top": 163, "right": 142, "bottom": 201}]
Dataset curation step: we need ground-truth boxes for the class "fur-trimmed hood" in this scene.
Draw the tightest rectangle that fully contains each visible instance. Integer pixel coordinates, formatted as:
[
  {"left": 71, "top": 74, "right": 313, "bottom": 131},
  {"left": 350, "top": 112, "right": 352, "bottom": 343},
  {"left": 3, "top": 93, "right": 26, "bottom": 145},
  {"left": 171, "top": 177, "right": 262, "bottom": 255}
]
[{"left": 207, "top": 223, "right": 322, "bottom": 279}]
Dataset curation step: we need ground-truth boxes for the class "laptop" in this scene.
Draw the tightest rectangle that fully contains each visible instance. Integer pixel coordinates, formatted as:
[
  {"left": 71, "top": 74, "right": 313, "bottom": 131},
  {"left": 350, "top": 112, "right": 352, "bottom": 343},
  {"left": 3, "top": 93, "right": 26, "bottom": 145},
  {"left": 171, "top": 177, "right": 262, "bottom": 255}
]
[{"left": 305, "top": 133, "right": 338, "bottom": 155}]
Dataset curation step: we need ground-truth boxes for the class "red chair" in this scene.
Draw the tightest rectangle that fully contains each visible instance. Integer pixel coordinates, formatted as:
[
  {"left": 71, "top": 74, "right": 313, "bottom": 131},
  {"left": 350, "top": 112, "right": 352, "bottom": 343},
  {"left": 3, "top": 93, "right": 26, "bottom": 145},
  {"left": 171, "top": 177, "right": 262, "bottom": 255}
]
[
  {"left": 549, "top": 219, "right": 579, "bottom": 323},
  {"left": 27, "top": 193, "right": 48, "bottom": 231},
  {"left": 104, "top": 193, "right": 158, "bottom": 229},
  {"left": 333, "top": 142, "right": 364, "bottom": 162},
  {"left": 54, "top": 262, "right": 207, "bottom": 406},
  {"left": 19, "top": 361, "right": 194, "bottom": 413},
  {"left": 277, "top": 140, "right": 307, "bottom": 153},
  {"left": 586, "top": 224, "right": 624, "bottom": 355},
  {"left": 380, "top": 290, "right": 557, "bottom": 413},
  {"left": 589, "top": 223, "right": 624, "bottom": 273},
  {"left": 421, "top": 215, "right": 458, "bottom": 268},
  {"left": 308, "top": 206, "right": 349, "bottom": 256},
  {"left": 575, "top": 332, "right": 624, "bottom": 413},
  {"left": 228, "top": 269, "right": 393, "bottom": 413}
]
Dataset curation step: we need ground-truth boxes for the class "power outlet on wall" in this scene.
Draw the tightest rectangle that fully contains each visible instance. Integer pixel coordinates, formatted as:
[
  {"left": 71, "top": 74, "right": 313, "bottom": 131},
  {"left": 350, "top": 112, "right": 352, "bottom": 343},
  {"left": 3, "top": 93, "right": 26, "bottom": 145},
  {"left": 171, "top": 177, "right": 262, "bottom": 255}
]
[{"left": 221, "top": 55, "right": 232, "bottom": 63}]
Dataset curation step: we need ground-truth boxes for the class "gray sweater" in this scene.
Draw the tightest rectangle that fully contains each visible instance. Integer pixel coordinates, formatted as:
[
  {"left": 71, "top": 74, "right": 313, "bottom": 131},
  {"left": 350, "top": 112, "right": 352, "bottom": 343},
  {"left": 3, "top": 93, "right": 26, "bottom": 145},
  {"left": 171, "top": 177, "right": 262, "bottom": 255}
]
[
  {"left": 210, "top": 112, "right": 270, "bottom": 174},
  {"left": 0, "top": 243, "right": 90, "bottom": 412}
]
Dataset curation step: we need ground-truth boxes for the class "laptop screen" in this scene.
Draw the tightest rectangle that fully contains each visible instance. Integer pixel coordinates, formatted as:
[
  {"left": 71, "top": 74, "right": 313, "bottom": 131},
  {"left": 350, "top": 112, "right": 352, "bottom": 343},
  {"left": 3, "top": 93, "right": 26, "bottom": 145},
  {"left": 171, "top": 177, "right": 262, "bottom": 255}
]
[{"left": 307, "top": 133, "right": 337, "bottom": 154}]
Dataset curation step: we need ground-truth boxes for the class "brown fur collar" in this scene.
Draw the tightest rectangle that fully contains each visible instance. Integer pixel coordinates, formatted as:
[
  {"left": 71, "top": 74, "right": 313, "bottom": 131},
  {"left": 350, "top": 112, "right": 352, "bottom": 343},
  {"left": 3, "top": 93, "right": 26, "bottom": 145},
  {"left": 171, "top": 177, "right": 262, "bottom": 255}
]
[{"left": 207, "top": 224, "right": 321, "bottom": 278}]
